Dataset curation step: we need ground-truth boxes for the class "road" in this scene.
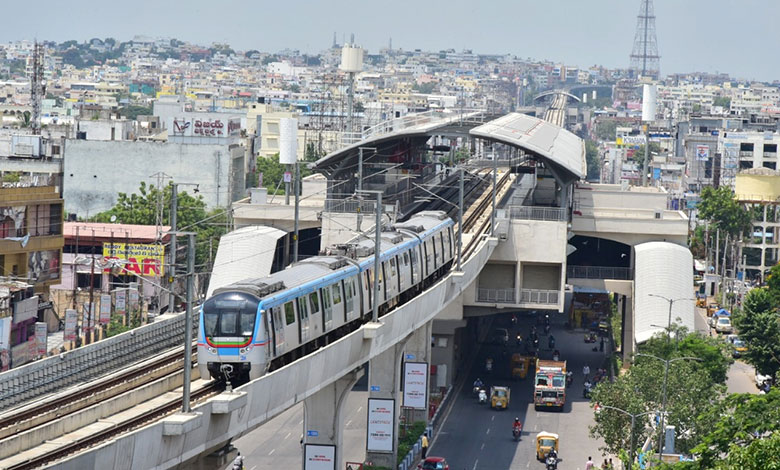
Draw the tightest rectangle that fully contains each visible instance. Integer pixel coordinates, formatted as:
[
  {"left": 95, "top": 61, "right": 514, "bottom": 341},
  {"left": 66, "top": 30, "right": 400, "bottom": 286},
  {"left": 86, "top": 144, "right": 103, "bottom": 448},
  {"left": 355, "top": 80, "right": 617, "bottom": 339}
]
[
  {"left": 429, "top": 314, "right": 608, "bottom": 470},
  {"left": 233, "top": 377, "right": 368, "bottom": 469},
  {"left": 693, "top": 305, "right": 758, "bottom": 395}
]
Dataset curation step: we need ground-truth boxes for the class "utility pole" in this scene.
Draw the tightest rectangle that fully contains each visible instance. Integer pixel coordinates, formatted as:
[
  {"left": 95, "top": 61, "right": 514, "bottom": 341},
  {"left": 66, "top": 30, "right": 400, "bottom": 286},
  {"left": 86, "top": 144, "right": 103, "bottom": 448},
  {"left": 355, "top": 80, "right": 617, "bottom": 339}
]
[
  {"left": 357, "top": 147, "right": 376, "bottom": 233},
  {"left": 491, "top": 153, "right": 497, "bottom": 236},
  {"left": 293, "top": 161, "right": 300, "bottom": 263},
  {"left": 182, "top": 232, "right": 195, "bottom": 413},
  {"left": 372, "top": 192, "right": 382, "bottom": 323},
  {"left": 457, "top": 168, "right": 464, "bottom": 271},
  {"left": 169, "top": 184, "right": 178, "bottom": 314},
  {"left": 86, "top": 229, "right": 96, "bottom": 345}
]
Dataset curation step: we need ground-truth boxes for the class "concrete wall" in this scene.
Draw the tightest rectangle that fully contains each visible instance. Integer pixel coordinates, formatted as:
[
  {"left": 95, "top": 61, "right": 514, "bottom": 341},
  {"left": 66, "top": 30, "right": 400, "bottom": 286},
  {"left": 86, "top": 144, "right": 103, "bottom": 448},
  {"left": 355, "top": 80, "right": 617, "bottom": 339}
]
[
  {"left": 477, "top": 263, "right": 515, "bottom": 289},
  {"left": 521, "top": 264, "right": 560, "bottom": 290},
  {"left": 575, "top": 183, "right": 669, "bottom": 211},
  {"left": 63, "top": 140, "right": 244, "bottom": 218},
  {"left": 76, "top": 120, "right": 133, "bottom": 141}
]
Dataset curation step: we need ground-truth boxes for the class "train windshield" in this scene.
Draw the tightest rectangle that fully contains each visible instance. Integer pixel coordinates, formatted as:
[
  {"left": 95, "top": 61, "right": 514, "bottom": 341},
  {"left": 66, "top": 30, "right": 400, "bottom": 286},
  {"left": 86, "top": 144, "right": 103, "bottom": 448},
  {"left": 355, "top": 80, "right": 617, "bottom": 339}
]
[{"left": 203, "top": 293, "right": 260, "bottom": 337}]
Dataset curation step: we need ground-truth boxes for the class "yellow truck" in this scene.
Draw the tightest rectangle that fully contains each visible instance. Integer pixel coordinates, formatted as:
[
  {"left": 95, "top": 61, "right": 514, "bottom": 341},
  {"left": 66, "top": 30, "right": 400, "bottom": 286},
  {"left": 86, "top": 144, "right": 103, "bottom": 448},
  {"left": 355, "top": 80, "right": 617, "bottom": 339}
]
[{"left": 490, "top": 385, "right": 510, "bottom": 410}]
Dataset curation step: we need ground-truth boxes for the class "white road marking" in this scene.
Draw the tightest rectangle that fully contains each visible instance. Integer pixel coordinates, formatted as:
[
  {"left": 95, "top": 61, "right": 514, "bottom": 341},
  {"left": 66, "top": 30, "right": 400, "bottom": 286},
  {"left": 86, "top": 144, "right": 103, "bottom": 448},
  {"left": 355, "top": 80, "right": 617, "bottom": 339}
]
[
  {"left": 268, "top": 449, "right": 275, "bottom": 456},
  {"left": 299, "top": 419, "right": 304, "bottom": 425},
  {"left": 250, "top": 466, "right": 257, "bottom": 470},
  {"left": 357, "top": 406, "right": 363, "bottom": 412},
  {"left": 491, "top": 415, "right": 495, "bottom": 422},
  {"left": 526, "top": 463, "right": 530, "bottom": 468},
  {"left": 480, "top": 442, "right": 485, "bottom": 450},
  {"left": 473, "top": 459, "right": 479, "bottom": 470},
  {"left": 346, "top": 420, "right": 352, "bottom": 426},
  {"left": 285, "top": 432, "right": 291, "bottom": 440},
  {"left": 485, "top": 428, "right": 490, "bottom": 435}
]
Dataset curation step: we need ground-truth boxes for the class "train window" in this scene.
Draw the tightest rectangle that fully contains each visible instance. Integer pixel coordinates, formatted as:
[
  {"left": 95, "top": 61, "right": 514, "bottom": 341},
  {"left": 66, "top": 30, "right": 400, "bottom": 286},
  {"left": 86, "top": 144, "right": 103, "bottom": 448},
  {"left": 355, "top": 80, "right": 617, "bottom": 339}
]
[
  {"left": 309, "top": 292, "right": 320, "bottom": 314},
  {"left": 389, "top": 258, "right": 397, "bottom": 277},
  {"left": 273, "top": 307, "right": 284, "bottom": 330},
  {"left": 331, "top": 284, "right": 342, "bottom": 305},
  {"left": 298, "top": 297, "right": 309, "bottom": 319},
  {"left": 204, "top": 312, "right": 218, "bottom": 336},
  {"left": 403, "top": 252, "right": 409, "bottom": 266},
  {"left": 220, "top": 312, "right": 238, "bottom": 335},
  {"left": 240, "top": 312, "right": 256, "bottom": 336},
  {"left": 439, "top": 233, "right": 445, "bottom": 258},
  {"left": 284, "top": 302, "right": 295, "bottom": 325}
]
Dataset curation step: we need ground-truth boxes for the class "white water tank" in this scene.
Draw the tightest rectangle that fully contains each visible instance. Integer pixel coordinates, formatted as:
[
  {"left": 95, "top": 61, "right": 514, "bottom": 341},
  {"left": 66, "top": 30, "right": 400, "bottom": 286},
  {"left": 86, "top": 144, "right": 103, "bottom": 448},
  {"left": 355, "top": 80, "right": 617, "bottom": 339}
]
[
  {"left": 642, "top": 84, "right": 657, "bottom": 122},
  {"left": 340, "top": 44, "right": 364, "bottom": 73},
  {"left": 279, "top": 118, "right": 298, "bottom": 165}
]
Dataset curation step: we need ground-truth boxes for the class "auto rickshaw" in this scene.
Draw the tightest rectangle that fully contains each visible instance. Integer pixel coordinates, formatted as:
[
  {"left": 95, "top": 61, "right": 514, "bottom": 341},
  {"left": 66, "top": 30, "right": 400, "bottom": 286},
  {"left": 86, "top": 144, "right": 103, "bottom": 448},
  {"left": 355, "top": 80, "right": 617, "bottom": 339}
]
[
  {"left": 535, "top": 431, "right": 559, "bottom": 460},
  {"left": 511, "top": 354, "right": 531, "bottom": 380},
  {"left": 490, "top": 386, "right": 510, "bottom": 410}
]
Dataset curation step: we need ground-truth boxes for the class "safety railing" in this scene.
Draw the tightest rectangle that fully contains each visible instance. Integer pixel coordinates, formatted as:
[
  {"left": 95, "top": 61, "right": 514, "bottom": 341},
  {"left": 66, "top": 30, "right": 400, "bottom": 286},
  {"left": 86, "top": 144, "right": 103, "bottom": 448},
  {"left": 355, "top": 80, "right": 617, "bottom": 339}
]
[
  {"left": 519, "top": 289, "right": 559, "bottom": 305},
  {"left": 567, "top": 265, "right": 633, "bottom": 280},
  {"left": 508, "top": 206, "right": 568, "bottom": 222},
  {"left": 476, "top": 287, "right": 516, "bottom": 304}
]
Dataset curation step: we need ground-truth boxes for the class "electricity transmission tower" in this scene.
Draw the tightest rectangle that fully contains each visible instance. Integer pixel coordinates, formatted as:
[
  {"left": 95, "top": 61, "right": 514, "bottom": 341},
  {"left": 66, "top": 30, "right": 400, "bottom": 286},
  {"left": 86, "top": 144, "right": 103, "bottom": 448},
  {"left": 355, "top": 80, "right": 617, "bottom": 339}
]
[
  {"left": 30, "top": 41, "right": 45, "bottom": 135},
  {"left": 629, "top": 0, "right": 660, "bottom": 79}
]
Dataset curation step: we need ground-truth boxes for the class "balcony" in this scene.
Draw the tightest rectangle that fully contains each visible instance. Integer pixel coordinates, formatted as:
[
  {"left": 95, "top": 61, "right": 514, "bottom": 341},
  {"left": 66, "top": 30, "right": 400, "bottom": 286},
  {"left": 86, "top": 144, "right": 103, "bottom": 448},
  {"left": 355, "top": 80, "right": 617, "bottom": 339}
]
[
  {"left": 476, "top": 288, "right": 515, "bottom": 304},
  {"left": 519, "top": 289, "right": 559, "bottom": 305},
  {"left": 567, "top": 265, "right": 633, "bottom": 280},
  {"left": 508, "top": 206, "right": 567, "bottom": 222}
]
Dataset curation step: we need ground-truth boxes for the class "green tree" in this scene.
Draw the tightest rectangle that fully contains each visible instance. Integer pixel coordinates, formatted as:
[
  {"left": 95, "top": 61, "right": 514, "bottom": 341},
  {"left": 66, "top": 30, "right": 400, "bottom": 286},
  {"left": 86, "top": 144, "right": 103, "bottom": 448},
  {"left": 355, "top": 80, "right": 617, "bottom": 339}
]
[
  {"left": 119, "top": 106, "right": 153, "bottom": 120},
  {"left": 716, "top": 431, "right": 780, "bottom": 470},
  {"left": 585, "top": 140, "right": 600, "bottom": 181},
  {"left": 733, "top": 288, "right": 780, "bottom": 379},
  {"left": 713, "top": 97, "right": 731, "bottom": 109},
  {"left": 256, "top": 154, "right": 312, "bottom": 195},
  {"left": 595, "top": 121, "right": 618, "bottom": 141},
  {"left": 640, "top": 326, "right": 732, "bottom": 385},
  {"left": 697, "top": 186, "right": 751, "bottom": 238},
  {"left": 765, "top": 264, "right": 780, "bottom": 306}
]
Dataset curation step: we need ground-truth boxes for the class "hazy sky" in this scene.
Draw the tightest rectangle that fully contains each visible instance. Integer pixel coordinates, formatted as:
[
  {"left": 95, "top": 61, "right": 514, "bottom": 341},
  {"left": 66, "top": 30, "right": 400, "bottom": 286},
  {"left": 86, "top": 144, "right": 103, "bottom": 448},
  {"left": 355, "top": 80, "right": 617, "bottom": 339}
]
[{"left": 5, "top": 0, "right": 779, "bottom": 81}]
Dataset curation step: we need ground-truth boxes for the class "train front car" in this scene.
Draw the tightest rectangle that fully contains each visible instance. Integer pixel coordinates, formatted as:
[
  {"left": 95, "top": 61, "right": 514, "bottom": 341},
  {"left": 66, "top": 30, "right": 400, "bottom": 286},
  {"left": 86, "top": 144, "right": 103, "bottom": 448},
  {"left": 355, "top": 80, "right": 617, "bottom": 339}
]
[{"left": 197, "top": 289, "right": 267, "bottom": 382}]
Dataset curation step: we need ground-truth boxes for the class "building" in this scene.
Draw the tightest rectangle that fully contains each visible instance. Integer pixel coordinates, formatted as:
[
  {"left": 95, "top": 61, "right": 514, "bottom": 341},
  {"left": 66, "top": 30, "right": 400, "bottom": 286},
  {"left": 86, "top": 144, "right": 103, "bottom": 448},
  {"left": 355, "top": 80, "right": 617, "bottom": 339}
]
[{"left": 63, "top": 139, "right": 246, "bottom": 218}]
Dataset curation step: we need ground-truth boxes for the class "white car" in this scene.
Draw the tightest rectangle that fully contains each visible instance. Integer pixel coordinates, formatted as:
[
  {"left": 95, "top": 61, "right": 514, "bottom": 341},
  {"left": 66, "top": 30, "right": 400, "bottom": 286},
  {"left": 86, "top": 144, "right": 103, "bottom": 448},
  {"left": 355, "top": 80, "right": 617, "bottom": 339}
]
[{"left": 715, "top": 317, "right": 733, "bottom": 334}]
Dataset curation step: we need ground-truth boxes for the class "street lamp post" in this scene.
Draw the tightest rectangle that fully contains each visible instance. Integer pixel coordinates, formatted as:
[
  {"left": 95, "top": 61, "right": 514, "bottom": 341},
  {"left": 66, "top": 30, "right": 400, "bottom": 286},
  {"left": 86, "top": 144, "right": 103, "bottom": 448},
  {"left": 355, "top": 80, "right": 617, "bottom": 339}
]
[
  {"left": 358, "top": 190, "right": 383, "bottom": 323},
  {"left": 597, "top": 405, "right": 657, "bottom": 467},
  {"left": 635, "top": 351, "right": 701, "bottom": 457}
]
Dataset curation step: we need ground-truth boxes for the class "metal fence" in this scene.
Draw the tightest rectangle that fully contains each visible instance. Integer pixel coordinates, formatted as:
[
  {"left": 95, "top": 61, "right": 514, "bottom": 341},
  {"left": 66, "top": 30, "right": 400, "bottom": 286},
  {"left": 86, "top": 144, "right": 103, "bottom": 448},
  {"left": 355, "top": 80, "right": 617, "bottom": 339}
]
[
  {"left": 476, "top": 288, "right": 516, "bottom": 303},
  {"left": 519, "top": 289, "right": 559, "bottom": 305},
  {"left": 508, "top": 206, "right": 568, "bottom": 222},
  {"left": 567, "top": 265, "right": 633, "bottom": 280}
]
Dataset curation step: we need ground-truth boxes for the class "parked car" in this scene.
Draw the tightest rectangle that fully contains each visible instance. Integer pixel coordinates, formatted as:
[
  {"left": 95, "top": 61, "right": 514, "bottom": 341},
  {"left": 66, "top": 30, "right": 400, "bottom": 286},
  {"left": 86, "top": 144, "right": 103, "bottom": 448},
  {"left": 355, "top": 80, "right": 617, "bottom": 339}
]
[
  {"left": 715, "top": 316, "right": 733, "bottom": 334},
  {"left": 493, "top": 328, "right": 509, "bottom": 345},
  {"left": 419, "top": 457, "right": 449, "bottom": 470}
]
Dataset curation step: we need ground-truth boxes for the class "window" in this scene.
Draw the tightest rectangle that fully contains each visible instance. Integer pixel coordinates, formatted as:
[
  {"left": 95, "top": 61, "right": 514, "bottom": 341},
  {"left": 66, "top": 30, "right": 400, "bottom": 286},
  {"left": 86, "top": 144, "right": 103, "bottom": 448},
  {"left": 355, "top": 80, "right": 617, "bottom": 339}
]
[
  {"left": 284, "top": 302, "right": 295, "bottom": 325},
  {"left": 77, "top": 273, "right": 101, "bottom": 289},
  {"left": 219, "top": 312, "right": 238, "bottom": 335},
  {"left": 240, "top": 312, "right": 256, "bottom": 336},
  {"left": 403, "top": 252, "right": 409, "bottom": 266},
  {"left": 52, "top": 145, "right": 60, "bottom": 155},
  {"left": 389, "top": 258, "right": 397, "bottom": 278},
  {"left": 272, "top": 307, "right": 284, "bottom": 331},
  {"left": 204, "top": 312, "right": 218, "bottom": 336},
  {"left": 331, "top": 284, "right": 342, "bottom": 305},
  {"left": 322, "top": 288, "right": 331, "bottom": 309}
]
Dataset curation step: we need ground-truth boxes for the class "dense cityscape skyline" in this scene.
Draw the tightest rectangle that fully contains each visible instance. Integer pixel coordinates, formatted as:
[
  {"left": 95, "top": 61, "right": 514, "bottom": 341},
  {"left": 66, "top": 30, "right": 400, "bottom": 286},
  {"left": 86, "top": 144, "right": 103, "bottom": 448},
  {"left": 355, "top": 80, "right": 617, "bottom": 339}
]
[{"left": 3, "top": 0, "right": 780, "bottom": 81}]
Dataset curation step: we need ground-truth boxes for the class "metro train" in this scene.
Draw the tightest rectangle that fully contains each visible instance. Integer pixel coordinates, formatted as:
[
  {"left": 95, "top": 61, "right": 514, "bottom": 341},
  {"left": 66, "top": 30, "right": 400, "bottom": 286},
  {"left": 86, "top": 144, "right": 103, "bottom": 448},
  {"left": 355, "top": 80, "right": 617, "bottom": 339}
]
[{"left": 197, "top": 211, "right": 456, "bottom": 381}]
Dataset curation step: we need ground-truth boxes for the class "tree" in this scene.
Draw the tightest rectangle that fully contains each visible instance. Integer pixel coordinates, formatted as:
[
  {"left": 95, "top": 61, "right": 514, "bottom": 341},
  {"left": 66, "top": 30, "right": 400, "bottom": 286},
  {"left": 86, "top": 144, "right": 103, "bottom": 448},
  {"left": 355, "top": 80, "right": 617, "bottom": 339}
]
[
  {"left": 716, "top": 431, "right": 780, "bottom": 470},
  {"left": 119, "top": 106, "right": 153, "bottom": 120},
  {"left": 733, "top": 288, "right": 780, "bottom": 379},
  {"left": 713, "top": 97, "right": 731, "bottom": 109},
  {"left": 595, "top": 121, "right": 618, "bottom": 141},
  {"left": 641, "top": 326, "right": 732, "bottom": 385},
  {"left": 585, "top": 140, "right": 600, "bottom": 181},
  {"left": 697, "top": 186, "right": 751, "bottom": 238},
  {"left": 256, "top": 154, "right": 312, "bottom": 195},
  {"left": 765, "top": 264, "right": 780, "bottom": 306}
]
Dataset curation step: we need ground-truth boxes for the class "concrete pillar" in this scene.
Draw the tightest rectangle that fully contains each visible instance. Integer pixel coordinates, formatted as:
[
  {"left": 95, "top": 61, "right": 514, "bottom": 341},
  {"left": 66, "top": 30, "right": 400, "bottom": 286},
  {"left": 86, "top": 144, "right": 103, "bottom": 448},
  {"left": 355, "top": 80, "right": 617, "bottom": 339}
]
[
  {"left": 621, "top": 294, "right": 635, "bottom": 363},
  {"left": 403, "top": 321, "right": 432, "bottom": 423},
  {"left": 302, "top": 369, "right": 363, "bottom": 470},
  {"left": 366, "top": 339, "right": 408, "bottom": 468}
]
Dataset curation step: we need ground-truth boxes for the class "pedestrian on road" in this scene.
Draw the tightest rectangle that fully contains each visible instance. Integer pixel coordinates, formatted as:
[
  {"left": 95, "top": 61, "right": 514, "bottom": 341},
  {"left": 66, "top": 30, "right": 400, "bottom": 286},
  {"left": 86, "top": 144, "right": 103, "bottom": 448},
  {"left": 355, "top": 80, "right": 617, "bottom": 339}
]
[
  {"left": 608, "top": 458, "right": 614, "bottom": 469},
  {"left": 585, "top": 456, "right": 595, "bottom": 470},
  {"left": 583, "top": 365, "right": 590, "bottom": 379},
  {"left": 421, "top": 433, "right": 429, "bottom": 458}
]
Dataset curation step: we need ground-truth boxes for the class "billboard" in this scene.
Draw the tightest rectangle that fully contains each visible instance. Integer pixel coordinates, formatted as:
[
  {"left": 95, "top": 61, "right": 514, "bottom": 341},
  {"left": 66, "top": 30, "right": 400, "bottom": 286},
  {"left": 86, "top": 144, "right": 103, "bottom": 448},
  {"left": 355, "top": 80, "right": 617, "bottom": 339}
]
[
  {"left": 366, "top": 398, "right": 395, "bottom": 452},
  {"left": 99, "top": 294, "right": 112, "bottom": 324},
  {"left": 64, "top": 309, "right": 78, "bottom": 342},
  {"left": 103, "top": 243, "right": 164, "bottom": 276},
  {"left": 402, "top": 362, "right": 429, "bottom": 409},
  {"left": 13, "top": 296, "right": 39, "bottom": 323},
  {"left": 696, "top": 145, "right": 710, "bottom": 161},
  {"left": 35, "top": 322, "right": 48, "bottom": 357},
  {"left": 171, "top": 117, "right": 240, "bottom": 137},
  {"left": 115, "top": 289, "right": 127, "bottom": 316},
  {"left": 304, "top": 444, "right": 336, "bottom": 470},
  {"left": 27, "top": 250, "right": 60, "bottom": 282}
]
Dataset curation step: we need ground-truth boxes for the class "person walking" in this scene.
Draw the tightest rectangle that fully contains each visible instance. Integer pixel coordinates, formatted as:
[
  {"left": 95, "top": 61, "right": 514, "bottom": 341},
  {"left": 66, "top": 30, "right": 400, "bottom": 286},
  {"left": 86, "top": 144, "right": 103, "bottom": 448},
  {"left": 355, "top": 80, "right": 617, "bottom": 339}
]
[
  {"left": 585, "top": 456, "right": 595, "bottom": 470},
  {"left": 421, "top": 433, "right": 429, "bottom": 459},
  {"left": 583, "top": 364, "right": 590, "bottom": 379}
]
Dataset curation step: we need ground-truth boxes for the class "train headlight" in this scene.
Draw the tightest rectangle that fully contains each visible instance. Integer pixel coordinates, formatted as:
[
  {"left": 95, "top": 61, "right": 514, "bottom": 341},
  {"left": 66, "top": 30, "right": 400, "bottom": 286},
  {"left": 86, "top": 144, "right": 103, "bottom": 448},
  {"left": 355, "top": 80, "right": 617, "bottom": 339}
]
[
  {"left": 239, "top": 345, "right": 253, "bottom": 354},
  {"left": 207, "top": 347, "right": 217, "bottom": 354}
]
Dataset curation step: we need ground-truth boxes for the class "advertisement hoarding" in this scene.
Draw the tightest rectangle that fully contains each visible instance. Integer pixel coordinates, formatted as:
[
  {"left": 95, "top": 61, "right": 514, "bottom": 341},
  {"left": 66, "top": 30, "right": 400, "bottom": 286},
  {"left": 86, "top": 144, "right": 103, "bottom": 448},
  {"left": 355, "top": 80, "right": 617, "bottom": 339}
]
[
  {"left": 99, "top": 294, "right": 112, "bottom": 324},
  {"left": 402, "top": 362, "right": 429, "bottom": 409},
  {"left": 115, "top": 289, "right": 127, "bottom": 316},
  {"left": 103, "top": 243, "right": 165, "bottom": 276},
  {"left": 13, "top": 296, "right": 39, "bottom": 323},
  {"left": 64, "top": 309, "right": 78, "bottom": 342},
  {"left": 696, "top": 145, "right": 710, "bottom": 161},
  {"left": 366, "top": 398, "right": 395, "bottom": 452},
  {"left": 35, "top": 322, "right": 48, "bottom": 357},
  {"left": 303, "top": 444, "right": 336, "bottom": 470}
]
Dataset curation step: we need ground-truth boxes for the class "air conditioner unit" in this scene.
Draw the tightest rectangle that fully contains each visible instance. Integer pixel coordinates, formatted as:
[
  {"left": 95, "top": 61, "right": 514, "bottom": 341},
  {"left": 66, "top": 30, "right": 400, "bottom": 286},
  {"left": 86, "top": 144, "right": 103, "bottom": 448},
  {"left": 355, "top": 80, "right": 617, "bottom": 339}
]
[{"left": 654, "top": 210, "right": 663, "bottom": 219}]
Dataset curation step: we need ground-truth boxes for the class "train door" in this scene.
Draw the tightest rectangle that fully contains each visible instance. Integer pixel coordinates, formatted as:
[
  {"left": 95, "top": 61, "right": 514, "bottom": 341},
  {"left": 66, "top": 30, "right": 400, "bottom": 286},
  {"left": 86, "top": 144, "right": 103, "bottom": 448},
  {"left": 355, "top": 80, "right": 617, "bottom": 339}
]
[
  {"left": 269, "top": 307, "right": 284, "bottom": 356},
  {"left": 321, "top": 287, "right": 333, "bottom": 332},
  {"left": 308, "top": 292, "right": 321, "bottom": 335},
  {"left": 400, "top": 252, "right": 409, "bottom": 291},
  {"left": 410, "top": 247, "right": 420, "bottom": 285},
  {"left": 438, "top": 232, "right": 445, "bottom": 267},
  {"left": 365, "top": 270, "right": 373, "bottom": 314},
  {"left": 297, "top": 297, "right": 310, "bottom": 343},
  {"left": 422, "top": 241, "right": 430, "bottom": 278},
  {"left": 330, "top": 283, "right": 345, "bottom": 324},
  {"left": 282, "top": 301, "right": 296, "bottom": 351},
  {"left": 343, "top": 278, "right": 357, "bottom": 321}
]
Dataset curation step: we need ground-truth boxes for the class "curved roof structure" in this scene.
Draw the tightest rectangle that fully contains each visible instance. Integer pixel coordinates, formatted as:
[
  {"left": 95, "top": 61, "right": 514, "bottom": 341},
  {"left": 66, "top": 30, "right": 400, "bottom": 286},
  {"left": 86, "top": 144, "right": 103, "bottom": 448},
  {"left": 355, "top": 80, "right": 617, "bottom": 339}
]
[
  {"left": 533, "top": 90, "right": 582, "bottom": 102},
  {"left": 633, "top": 241, "right": 695, "bottom": 343},
  {"left": 469, "top": 113, "right": 586, "bottom": 182}
]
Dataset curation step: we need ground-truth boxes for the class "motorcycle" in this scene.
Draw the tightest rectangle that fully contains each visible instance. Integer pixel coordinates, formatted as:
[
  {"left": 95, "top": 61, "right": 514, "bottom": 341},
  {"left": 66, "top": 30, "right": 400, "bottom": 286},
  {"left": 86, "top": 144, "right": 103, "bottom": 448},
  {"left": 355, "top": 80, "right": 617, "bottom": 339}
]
[
  {"left": 545, "top": 455, "right": 558, "bottom": 470},
  {"left": 473, "top": 385, "right": 482, "bottom": 396},
  {"left": 566, "top": 371, "right": 573, "bottom": 387},
  {"left": 552, "top": 350, "right": 560, "bottom": 361},
  {"left": 548, "top": 337, "right": 556, "bottom": 349},
  {"left": 478, "top": 389, "right": 488, "bottom": 404},
  {"left": 485, "top": 359, "right": 493, "bottom": 373},
  {"left": 516, "top": 334, "right": 523, "bottom": 346},
  {"left": 544, "top": 324, "right": 551, "bottom": 335},
  {"left": 584, "top": 331, "right": 598, "bottom": 343},
  {"left": 583, "top": 381, "right": 593, "bottom": 398},
  {"left": 532, "top": 338, "right": 539, "bottom": 349},
  {"left": 512, "top": 427, "right": 521, "bottom": 441}
]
